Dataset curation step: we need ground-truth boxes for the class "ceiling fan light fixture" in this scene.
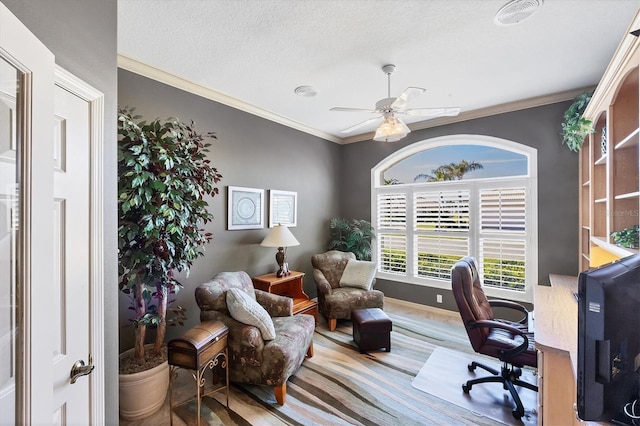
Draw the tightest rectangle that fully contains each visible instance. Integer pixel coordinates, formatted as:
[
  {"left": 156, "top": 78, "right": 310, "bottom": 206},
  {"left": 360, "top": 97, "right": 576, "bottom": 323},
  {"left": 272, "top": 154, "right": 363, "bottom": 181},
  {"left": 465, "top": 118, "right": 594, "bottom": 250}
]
[{"left": 373, "top": 115, "right": 410, "bottom": 142}]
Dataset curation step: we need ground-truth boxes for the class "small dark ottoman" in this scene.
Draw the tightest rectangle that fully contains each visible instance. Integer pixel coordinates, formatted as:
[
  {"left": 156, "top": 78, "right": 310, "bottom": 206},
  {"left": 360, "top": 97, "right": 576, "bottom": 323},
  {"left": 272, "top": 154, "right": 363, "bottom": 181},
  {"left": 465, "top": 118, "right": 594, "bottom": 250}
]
[{"left": 352, "top": 308, "right": 392, "bottom": 353}]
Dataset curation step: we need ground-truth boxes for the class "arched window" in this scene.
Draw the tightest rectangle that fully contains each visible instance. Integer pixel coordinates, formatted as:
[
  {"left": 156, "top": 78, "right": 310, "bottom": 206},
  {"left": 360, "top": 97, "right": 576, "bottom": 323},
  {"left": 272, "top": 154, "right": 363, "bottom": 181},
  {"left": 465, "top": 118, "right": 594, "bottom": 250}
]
[{"left": 371, "top": 135, "right": 538, "bottom": 303}]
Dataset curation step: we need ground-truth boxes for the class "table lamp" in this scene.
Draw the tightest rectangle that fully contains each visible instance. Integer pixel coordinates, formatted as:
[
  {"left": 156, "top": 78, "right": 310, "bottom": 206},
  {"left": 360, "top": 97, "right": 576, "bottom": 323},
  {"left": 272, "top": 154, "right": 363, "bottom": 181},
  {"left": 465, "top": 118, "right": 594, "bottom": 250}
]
[{"left": 260, "top": 224, "right": 300, "bottom": 277}]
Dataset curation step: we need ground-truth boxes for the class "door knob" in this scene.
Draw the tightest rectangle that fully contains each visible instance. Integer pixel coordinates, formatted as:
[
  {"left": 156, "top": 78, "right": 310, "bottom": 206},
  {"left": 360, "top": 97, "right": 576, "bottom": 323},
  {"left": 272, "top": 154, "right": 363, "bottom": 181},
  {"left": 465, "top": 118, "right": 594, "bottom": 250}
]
[{"left": 70, "top": 354, "right": 94, "bottom": 384}]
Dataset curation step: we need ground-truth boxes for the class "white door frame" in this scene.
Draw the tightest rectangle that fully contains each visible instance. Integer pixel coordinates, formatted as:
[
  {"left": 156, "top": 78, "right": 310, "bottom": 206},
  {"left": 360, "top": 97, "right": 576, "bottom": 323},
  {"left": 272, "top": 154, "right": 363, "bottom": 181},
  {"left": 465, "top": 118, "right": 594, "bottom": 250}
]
[{"left": 54, "top": 65, "right": 105, "bottom": 425}]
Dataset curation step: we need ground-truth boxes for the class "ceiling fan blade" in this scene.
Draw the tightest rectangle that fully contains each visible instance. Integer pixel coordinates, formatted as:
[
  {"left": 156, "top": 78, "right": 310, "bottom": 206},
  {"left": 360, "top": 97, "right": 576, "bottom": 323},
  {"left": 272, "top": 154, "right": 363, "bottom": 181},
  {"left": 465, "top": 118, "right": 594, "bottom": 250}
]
[
  {"left": 330, "top": 107, "right": 377, "bottom": 113},
  {"left": 340, "top": 116, "right": 382, "bottom": 133},
  {"left": 391, "top": 87, "right": 426, "bottom": 111},
  {"left": 403, "top": 107, "right": 461, "bottom": 117}
]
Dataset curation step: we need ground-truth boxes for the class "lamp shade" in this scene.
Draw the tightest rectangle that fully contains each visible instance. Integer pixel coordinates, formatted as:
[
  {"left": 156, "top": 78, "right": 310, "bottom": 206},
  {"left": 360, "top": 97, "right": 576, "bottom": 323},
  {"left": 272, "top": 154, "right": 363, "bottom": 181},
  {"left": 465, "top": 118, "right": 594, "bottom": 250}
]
[
  {"left": 373, "top": 114, "right": 411, "bottom": 142},
  {"left": 260, "top": 224, "right": 300, "bottom": 248}
]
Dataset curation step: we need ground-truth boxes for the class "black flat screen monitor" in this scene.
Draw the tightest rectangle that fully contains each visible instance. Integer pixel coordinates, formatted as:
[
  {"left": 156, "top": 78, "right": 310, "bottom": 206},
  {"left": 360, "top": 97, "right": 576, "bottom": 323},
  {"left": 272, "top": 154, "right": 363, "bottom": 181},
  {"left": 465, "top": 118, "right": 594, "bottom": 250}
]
[{"left": 577, "top": 254, "right": 640, "bottom": 424}]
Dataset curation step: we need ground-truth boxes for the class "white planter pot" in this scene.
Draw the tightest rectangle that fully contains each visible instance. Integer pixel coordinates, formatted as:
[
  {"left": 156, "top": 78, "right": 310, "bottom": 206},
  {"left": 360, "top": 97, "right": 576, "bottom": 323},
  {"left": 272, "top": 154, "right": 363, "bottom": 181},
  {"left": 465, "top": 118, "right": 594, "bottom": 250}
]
[{"left": 118, "top": 346, "right": 170, "bottom": 421}]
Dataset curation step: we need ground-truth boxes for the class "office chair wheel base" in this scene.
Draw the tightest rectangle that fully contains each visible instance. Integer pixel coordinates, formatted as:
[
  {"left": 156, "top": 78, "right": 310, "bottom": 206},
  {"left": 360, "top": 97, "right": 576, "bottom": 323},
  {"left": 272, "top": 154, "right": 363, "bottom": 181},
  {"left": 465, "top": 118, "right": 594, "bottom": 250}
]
[
  {"left": 512, "top": 410, "right": 523, "bottom": 420},
  {"left": 467, "top": 363, "right": 476, "bottom": 372},
  {"left": 462, "top": 383, "right": 471, "bottom": 393}
]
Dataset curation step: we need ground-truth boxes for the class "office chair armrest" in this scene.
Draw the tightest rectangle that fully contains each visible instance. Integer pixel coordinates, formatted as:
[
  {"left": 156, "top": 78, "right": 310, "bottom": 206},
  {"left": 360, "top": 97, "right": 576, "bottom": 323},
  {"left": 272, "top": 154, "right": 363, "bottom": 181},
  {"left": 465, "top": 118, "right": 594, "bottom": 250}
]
[
  {"left": 488, "top": 299, "right": 529, "bottom": 325},
  {"left": 470, "top": 319, "right": 530, "bottom": 359}
]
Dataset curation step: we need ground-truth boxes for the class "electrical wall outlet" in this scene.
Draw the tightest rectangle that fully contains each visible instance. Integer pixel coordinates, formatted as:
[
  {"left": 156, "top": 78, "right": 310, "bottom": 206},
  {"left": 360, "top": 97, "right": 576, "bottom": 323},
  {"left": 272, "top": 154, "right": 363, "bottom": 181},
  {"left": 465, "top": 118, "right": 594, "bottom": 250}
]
[{"left": 436, "top": 294, "right": 443, "bottom": 304}]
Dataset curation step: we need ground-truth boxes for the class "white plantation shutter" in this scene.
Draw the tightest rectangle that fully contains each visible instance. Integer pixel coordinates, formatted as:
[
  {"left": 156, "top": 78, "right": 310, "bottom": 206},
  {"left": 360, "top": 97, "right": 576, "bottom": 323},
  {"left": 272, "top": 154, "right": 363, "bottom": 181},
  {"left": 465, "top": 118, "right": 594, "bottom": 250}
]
[
  {"left": 377, "top": 193, "right": 407, "bottom": 273},
  {"left": 415, "top": 235, "right": 468, "bottom": 279},
  {"left": 480, "top": 239, "right": 526, "bottom": 292},
  {"left": 378, "top": 233, "right": 406, "bottom": 274},
  {"left": 377, "top": 193, "right": 406, "bottom": 229},
  {"left": 479, "top": 188, "right": 526, "bottom": 233},
  {"left": 478, "top": 187, "right": 527, "bottom": 292},
  {"left": 415, "top": 190, "right": 470, "bottom": 231}
]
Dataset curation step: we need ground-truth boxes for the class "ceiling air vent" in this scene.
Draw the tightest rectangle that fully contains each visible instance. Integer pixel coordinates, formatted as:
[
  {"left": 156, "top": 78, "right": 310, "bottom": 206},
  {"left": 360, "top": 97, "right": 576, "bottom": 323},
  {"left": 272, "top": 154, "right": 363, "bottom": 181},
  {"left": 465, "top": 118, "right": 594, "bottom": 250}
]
[{"left": 495, "top": 0, "right": 543, "bottom": 26}]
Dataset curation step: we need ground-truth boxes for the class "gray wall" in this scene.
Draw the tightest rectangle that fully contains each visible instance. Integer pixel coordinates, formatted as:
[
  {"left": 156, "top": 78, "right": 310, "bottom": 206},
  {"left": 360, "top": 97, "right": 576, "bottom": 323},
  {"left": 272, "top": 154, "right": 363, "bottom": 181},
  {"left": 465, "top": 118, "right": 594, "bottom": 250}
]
[
  {"left": 340, "top": 102, "right": 578, "bottom": 311},
  {"left": 118, "top": 69, "right": 342, "bottom": 350},
  {"left": 2, "top": 0, "right": 119, "bottom": 423}
]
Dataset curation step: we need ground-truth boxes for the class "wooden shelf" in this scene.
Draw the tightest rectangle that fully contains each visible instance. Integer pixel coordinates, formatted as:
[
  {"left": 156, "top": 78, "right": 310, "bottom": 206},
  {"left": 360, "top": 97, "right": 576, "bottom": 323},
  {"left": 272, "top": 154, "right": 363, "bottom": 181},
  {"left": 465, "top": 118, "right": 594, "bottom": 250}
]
[
  {"left": 614, "top": 127, "right": 639, "bottom": 150},
  {"left": 594, "top": 154, "right": 607, "bottom": 165},
  {"left": 614, "top": 191, "right": 640, "bottom": 200},
  {"left": 591, "top": 236, "right": 639, "bottom": 257}
]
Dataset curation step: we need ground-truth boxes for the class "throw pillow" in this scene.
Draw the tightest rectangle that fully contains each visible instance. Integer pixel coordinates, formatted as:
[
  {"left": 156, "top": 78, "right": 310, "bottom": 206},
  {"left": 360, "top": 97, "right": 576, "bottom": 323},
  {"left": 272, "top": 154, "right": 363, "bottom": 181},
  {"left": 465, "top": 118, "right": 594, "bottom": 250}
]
[
  {"left": 339, "top": 259, "right": 377, "bottom": 290},
  {"left": 226, "top": 288, "right": 276, "bottom": 340}
]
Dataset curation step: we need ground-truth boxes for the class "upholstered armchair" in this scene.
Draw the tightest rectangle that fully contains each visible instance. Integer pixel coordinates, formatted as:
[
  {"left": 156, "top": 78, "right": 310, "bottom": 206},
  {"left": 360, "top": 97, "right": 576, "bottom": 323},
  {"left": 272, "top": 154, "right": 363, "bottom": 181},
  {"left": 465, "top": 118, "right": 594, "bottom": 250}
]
[
  {"left": 195, "top": 271, "right": 315, "bottom": 405},
  {"left": 311, "top": 250, "right": 384, "bottom": 331}
]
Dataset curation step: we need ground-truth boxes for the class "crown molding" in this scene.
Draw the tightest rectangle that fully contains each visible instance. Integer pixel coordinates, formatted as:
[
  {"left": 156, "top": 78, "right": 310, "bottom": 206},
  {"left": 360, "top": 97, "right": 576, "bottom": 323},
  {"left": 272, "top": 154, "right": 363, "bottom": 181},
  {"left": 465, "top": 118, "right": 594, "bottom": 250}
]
[
  {"left": 119, "top": 54, "right": 590, "bottom": 146},
  {"left": 117, "top": 54, "right": 342, "bottom": 143}
]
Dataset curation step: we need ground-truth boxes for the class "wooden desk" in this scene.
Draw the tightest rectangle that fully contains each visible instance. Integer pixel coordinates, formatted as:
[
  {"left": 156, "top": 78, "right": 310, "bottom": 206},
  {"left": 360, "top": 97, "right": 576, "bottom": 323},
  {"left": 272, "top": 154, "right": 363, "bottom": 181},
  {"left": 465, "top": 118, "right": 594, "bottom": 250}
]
[
  {"left": 534, "top": 274, "right": 580, "bottom": 425},
  {"left": 252, "top": 271, "right": 318, "bottom": 324}
]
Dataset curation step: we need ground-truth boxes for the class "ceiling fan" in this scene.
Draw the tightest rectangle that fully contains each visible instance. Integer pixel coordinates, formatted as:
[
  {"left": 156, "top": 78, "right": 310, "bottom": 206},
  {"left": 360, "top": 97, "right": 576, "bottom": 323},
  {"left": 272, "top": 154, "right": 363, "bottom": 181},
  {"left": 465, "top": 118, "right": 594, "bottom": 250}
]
[{"left": 330, "top": 64, "right": 460, "bottom": 142}]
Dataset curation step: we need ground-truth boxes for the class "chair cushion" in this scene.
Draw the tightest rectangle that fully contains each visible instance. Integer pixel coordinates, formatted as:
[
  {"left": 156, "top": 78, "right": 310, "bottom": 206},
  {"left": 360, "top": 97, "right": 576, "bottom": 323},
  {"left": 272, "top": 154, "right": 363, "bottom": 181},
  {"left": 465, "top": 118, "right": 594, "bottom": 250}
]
[
  {"left": 339, "top": 259, "right": 377, "bottom": 290},
  {"left": 226, "top": 288, "right": 276, "bottom": 340}
]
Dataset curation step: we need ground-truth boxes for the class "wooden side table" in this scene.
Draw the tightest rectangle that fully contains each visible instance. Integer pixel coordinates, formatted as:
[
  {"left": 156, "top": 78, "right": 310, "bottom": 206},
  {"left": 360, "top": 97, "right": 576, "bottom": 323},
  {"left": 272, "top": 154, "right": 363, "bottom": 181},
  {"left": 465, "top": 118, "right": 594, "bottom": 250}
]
[
  {"left": 168, "top": 320, "right": 229, "bottom": 426},
  {"left": 252, "top": 271, "right": 318, "bottom": 324}
]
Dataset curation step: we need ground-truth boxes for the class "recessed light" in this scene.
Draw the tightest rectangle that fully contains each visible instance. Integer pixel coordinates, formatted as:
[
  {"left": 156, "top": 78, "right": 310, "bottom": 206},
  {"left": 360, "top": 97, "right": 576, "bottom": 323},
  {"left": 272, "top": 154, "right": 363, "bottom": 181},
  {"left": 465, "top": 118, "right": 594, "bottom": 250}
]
[
  {"left": 294, "top": 85, "right": 319, "bottom": 97},
  {"left": 495, "top": 0, "right": 543, "bottom": 26}
]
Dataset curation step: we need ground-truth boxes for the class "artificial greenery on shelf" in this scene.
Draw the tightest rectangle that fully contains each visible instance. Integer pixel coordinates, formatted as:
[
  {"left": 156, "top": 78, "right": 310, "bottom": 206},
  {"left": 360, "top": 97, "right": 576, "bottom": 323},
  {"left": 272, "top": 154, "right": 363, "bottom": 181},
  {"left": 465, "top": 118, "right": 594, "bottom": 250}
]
[
  {"left": 118, "top": 107, "right": 223, "bottom": 365},
  {"left": 561, "top": 91, "right": 595, "bottom": 152},
  {"left": 328, "top": 218, "right": 375, "bottom": 261},
  {"left": 611, "top": 225, "right": 639, "bottom": 249}
]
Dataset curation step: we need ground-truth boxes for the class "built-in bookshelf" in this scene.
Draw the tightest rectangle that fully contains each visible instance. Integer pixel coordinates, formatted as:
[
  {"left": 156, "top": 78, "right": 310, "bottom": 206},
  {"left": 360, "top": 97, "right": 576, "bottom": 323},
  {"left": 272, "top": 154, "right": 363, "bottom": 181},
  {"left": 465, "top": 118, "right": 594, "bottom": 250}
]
[{"left": 579, "top": 10, "right": 640, "bottom": 270}]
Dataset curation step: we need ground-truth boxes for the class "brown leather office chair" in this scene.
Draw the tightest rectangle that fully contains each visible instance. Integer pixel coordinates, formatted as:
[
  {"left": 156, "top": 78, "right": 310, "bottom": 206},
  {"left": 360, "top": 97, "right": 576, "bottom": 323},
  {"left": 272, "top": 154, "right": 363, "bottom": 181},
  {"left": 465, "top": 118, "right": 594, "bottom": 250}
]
[{"left": 451, "top": 256, "right": 538, "bottom": 420}]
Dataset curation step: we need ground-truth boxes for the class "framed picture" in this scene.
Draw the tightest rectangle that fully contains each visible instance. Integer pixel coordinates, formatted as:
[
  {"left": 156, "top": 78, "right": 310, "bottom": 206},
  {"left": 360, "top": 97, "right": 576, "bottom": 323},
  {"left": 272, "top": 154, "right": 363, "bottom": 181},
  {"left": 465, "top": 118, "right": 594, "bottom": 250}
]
[
  {"left": 269, "top": 190, "right": 297, "bottom": 228},
  {"left": 227, "top": 186, "right": 264, "bottom": 230}
]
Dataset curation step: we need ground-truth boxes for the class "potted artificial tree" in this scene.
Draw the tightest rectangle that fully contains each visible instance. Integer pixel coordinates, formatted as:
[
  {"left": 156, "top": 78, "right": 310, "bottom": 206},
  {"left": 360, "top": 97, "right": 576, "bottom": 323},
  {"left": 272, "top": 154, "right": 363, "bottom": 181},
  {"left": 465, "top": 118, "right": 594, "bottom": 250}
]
[{"left": 117, "top": 107, "right": 222, "bottom": 420}]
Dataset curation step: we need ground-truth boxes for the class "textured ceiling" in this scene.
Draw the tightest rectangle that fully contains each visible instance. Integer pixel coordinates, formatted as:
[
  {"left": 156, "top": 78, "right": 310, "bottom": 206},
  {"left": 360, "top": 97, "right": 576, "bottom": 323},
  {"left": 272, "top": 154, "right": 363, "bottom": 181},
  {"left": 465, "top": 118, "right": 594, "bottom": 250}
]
[{"left": 118, "top": 0, "right": 640, "bottom": 143}]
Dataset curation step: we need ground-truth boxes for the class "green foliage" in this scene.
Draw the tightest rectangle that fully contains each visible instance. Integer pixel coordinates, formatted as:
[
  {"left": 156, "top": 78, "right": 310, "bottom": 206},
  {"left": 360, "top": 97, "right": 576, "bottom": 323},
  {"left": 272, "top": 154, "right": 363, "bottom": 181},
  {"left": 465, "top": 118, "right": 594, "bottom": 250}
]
[
  {"left": 561, "top": 92, "right": 595, "bottom": 152},
  {"left": 328, "top": 218, "right": 375, "bottom": 260},
  {"left": 414, "top": 160, "right": 484, "bottom": 182},
  {"left": 611, "top": 225, "right": 639, "bottom": 249},
  {"left": 383, "top": 178, "right": 402, "bottom": 185},
  {"left": 118, "top": 107, "right": 222, "bottom": 358}
]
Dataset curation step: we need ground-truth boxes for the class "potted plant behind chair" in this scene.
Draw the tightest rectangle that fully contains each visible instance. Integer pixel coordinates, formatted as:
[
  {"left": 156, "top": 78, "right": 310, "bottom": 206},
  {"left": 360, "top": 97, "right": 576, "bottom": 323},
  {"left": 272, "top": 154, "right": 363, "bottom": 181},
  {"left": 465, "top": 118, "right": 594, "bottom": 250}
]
[
  {"left": 117, "top": 107, "right": 223, "bottom": 420},
  {"left": 328, "top": 218, "right": 375, "bottom": 261}
]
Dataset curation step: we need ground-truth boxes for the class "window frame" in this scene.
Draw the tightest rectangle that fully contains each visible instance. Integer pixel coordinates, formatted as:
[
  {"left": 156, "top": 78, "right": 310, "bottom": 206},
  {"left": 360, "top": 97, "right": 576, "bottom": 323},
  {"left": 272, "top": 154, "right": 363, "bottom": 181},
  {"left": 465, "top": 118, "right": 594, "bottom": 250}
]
[{"left": 371, "top": 135, "right": 538, "bottom": 303}]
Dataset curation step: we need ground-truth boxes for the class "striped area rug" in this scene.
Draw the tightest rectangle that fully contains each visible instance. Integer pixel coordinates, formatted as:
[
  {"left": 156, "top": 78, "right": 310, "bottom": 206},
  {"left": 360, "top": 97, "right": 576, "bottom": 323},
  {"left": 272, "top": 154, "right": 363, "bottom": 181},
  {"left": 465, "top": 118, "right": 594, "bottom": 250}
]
[{"left": 174, "top": 301, "right": 504, "bottom": 426}]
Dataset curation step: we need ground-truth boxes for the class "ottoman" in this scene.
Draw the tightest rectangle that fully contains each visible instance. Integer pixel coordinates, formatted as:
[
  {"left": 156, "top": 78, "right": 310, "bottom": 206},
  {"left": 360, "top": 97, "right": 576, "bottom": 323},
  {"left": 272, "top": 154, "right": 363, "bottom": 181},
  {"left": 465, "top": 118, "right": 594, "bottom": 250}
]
[{"left": 352, "top": 308, "right": 392, "bottom": 353}]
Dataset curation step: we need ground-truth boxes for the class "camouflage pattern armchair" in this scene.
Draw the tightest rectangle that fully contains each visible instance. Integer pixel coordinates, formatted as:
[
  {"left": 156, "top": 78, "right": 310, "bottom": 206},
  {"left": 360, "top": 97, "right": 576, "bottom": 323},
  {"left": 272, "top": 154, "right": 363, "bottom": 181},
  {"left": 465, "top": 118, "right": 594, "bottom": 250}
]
[
  {"left": 195, "top": 271, "right": 314, "bottom": 405},
  {"left": 311, "top": 250, "right": 384, "bottom": 331}
]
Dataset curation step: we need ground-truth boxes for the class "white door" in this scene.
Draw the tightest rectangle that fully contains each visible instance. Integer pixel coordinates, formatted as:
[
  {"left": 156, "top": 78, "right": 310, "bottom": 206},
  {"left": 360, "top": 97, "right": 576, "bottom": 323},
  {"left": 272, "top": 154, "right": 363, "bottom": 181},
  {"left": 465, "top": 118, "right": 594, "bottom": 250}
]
[
  {"left": 0, "top": 4, "right": 105, "bottom": 424},
  {"left": 51, "top": 81, "right": 91, "bottom": 424}
]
